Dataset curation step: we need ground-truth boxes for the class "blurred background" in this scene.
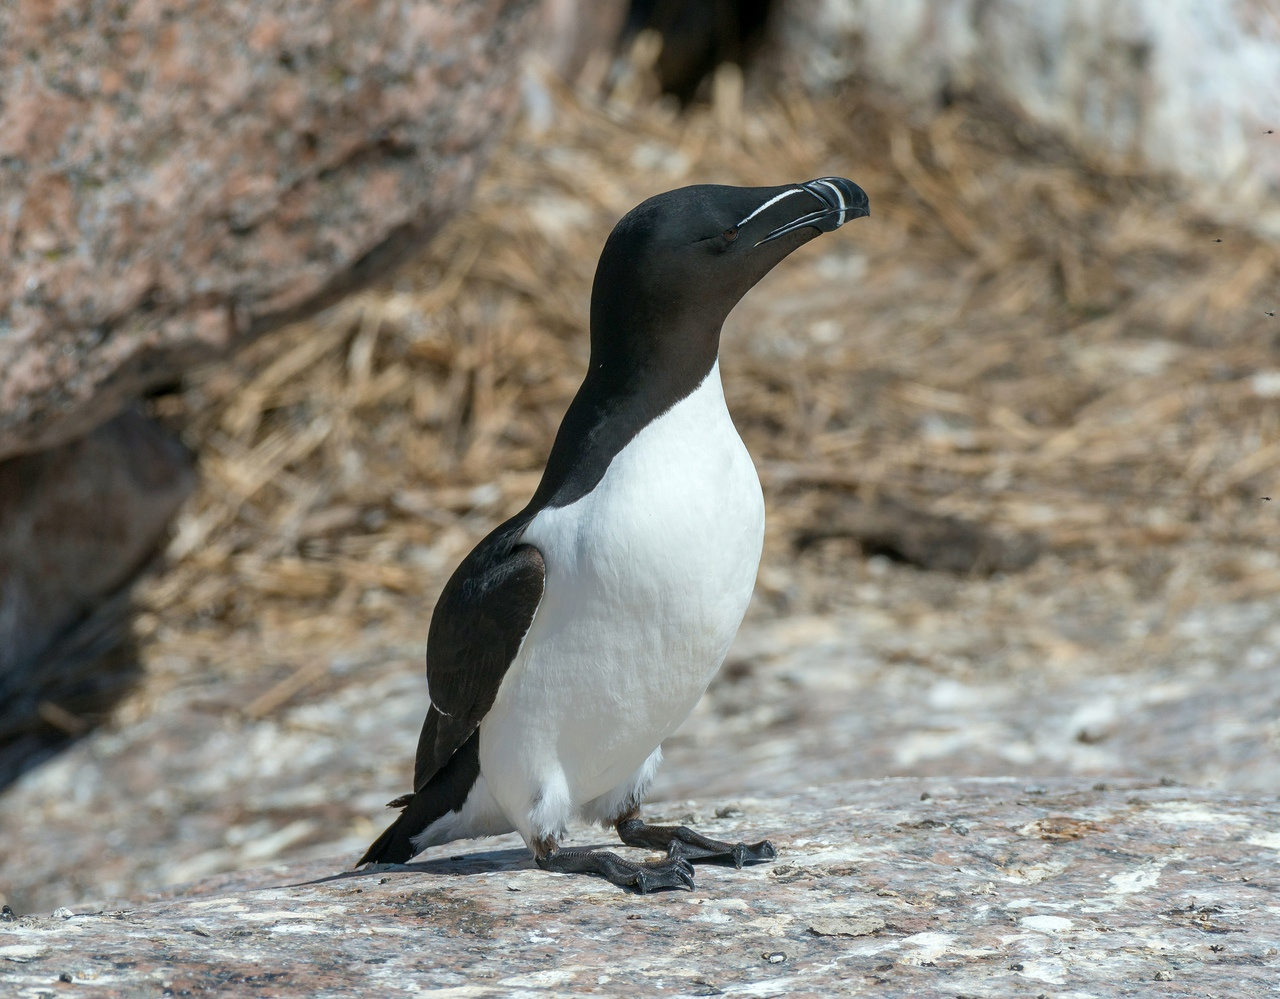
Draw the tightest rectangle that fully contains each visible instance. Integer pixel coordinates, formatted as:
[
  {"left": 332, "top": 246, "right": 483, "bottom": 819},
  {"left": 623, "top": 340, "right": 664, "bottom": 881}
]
[{"left": 2, "top": 0, "right": 1279, "bottom": 915}]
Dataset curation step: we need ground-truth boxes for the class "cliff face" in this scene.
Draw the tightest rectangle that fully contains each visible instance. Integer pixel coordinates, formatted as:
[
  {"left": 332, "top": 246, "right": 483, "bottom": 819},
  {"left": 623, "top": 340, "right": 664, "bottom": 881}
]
[{"left": 1, "top": 779, "right": 1277, "bottom": 996}]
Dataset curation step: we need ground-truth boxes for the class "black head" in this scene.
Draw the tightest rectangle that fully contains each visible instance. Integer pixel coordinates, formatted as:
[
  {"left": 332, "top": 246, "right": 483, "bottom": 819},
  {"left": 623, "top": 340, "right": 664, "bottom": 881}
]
[
  {"left": 524, "top": 179, "right": 867, "bottom": 513},
  {"left": 589, "top": 178, "right": 869, "bottom": 374}
]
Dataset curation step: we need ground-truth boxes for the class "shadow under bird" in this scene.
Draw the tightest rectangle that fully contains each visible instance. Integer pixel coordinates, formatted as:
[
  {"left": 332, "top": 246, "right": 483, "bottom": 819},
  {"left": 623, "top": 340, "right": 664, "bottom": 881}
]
[{"left": 359, "top": 177, "right": 870, "bottom": 891}]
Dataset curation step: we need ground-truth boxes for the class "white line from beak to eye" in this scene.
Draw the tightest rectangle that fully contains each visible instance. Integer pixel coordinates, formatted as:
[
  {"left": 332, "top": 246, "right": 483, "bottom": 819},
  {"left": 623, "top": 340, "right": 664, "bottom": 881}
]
[
  {"left": 735, "top": 187, "right": 806, "bottom": 227},
  {"left": 814, "top": 179, "right": 847, "bottom": 226}
]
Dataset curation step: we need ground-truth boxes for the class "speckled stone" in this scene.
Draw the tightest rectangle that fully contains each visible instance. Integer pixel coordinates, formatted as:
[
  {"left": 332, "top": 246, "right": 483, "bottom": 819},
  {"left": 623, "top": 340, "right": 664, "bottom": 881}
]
[
  {"left": 0, "top": 0, "right": 537, "bottom": 461},
  {"left": 1, "top": 778, "right": 1276, "bottom": 996}
]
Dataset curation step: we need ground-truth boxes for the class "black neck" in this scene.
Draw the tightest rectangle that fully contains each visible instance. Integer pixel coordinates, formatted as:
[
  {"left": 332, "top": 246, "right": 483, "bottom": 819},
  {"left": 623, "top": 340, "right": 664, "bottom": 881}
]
[{"left": 523, "top": 308, "right": 722, "bottom": 514}]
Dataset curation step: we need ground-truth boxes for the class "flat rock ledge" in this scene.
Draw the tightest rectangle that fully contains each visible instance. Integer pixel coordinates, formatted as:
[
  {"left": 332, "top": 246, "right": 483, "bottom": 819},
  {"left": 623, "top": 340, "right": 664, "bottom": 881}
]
[{"left": 2, "top": 778, "right": 1277, "bottom": 997}]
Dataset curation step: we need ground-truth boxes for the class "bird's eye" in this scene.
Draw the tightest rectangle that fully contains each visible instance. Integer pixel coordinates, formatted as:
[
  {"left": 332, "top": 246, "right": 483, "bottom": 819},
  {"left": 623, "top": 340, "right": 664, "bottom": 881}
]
[{"left": 723, "top": 227, "right": 739, "bottom": 242}]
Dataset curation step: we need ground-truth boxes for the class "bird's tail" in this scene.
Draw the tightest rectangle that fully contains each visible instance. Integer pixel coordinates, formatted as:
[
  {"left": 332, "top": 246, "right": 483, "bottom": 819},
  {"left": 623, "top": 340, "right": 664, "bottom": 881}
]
[
  {"left": 356, "top": 729, "right": 482, "bottom": 867},
  {"left": 357, "top": 793, "right": 434, "bottom": 867}
]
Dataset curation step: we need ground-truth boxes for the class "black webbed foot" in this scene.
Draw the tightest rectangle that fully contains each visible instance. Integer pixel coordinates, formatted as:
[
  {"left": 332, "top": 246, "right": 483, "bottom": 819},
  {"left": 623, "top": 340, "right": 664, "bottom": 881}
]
[
  {"left": 536, "top": 845, "right": 695, "bottom": 894},
  {"left": 616, "top": 815, "right": 777, "bottom": 869}
]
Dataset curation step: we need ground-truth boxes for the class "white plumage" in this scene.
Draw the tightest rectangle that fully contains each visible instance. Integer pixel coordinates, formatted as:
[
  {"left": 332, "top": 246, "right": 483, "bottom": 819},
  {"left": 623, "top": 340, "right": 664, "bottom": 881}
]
[{"left": 412, "top": 360, "right": 764, "bottom": 851}]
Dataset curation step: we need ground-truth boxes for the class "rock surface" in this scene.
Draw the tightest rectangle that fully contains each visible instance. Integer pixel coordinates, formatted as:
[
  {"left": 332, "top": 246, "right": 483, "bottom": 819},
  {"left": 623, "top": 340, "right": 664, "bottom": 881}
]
[
  {"left": 772, "top": 0, "right": 1280, "bottom": 234},
  {"left": 1, "top": 778, "right": 1276, "bottom": 996},
  {"left": 0, "top": 0, "right": 536, "bottom": 462},
  {"left": 3, "top": 586, "right": 1279, "bottom": 918}
]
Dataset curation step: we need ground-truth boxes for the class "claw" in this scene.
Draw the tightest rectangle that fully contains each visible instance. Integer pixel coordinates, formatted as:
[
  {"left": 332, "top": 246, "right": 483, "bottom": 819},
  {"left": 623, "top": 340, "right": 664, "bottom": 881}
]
[
  {"left": 628, "top": 856, "right": 694, "bottom": 894},
  {"left": 656, "top": 857, "right": 696, "bottom": 892}
]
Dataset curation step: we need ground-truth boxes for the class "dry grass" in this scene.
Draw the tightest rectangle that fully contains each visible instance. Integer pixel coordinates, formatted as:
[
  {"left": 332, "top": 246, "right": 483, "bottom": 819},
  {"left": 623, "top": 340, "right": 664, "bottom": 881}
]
[{"left": 130, "top": 60, "right": 1280, "bottom": 719}]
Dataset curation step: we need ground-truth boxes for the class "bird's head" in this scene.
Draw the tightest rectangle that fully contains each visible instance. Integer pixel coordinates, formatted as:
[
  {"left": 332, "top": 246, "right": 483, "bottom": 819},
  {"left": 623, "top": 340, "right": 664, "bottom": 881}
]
[{"left": 589, "top": 178, "right": 869, "bottom": 369}]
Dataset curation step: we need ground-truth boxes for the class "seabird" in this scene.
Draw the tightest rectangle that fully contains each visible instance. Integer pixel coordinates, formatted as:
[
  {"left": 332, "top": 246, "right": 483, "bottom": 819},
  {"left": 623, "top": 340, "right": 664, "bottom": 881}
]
[{"left": 359, "top": 177, "right": 870, "bottom": 891}]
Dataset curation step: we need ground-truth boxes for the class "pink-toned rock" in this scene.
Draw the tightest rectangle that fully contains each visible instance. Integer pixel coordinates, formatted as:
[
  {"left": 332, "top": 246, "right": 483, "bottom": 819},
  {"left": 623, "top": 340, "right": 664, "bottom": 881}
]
[{"left": 0, "top": 0, "right": 539, "bottom": 461}]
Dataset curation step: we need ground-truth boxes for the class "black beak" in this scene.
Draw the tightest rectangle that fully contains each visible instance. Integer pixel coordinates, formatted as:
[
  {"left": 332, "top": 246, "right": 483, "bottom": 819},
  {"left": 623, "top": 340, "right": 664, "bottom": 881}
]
[{"left": 757, "top": 177, "right": 870, "bottom": 246}]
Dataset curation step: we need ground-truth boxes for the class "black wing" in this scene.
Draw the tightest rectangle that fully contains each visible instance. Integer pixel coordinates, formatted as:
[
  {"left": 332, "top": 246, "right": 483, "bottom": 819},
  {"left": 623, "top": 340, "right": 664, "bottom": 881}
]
[
  {"left": 414, "top": 525, "right": 545, "bottom": 790},
  {"left": 358, "top": 523, "right": 544, "bottom": 866}
]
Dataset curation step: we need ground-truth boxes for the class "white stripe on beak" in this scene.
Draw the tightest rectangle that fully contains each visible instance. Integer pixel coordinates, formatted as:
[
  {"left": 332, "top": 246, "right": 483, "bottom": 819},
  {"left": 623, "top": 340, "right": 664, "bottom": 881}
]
[
  {"left": 812, "top": 179, "right": 847, "bottom": 227},
  {"left": 735, "top": 188, "right": 806, "bottom": 227}
]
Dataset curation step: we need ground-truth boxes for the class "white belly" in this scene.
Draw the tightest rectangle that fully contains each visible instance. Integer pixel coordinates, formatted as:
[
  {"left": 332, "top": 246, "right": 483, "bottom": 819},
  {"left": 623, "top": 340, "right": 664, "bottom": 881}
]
[{"left": 479, "top": 361, "right": 764, "bottom": 838}]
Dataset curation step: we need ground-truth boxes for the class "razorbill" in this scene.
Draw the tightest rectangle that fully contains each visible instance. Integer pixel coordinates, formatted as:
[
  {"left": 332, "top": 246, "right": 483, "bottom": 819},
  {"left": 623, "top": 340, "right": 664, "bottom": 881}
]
[{"left": 359, "top": 177, "right": 870, "bottom": 891}]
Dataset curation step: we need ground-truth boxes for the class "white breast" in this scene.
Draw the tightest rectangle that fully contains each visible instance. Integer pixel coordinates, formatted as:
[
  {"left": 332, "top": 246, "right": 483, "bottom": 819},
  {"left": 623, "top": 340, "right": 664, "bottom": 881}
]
[{"left": 479, "top": 360, "right": 765, "bottom": 836}]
